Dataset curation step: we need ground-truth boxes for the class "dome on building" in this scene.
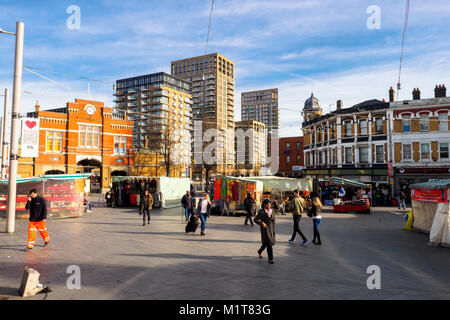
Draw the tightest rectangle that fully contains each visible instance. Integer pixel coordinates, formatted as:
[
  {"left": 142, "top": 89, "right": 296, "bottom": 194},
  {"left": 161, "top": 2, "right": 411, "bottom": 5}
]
[{"left": 303, "top": 93, "right": 321, "bottom": 111}]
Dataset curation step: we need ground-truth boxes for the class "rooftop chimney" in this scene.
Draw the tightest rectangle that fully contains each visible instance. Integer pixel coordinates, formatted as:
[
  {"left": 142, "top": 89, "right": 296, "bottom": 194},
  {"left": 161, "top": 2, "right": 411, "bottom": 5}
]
[
  {"left": 389, "top": 86, "right": 395, "bottom": 102},
  {"left": 412, "top": 88, "right": 421, "bottom": 100},
  {"left": 35, "top": 100, "right": 40, "bottom": 113},
  {"left": 435, "top": 84, "right": 447, "bottom": 98},
  {"left": 336, "top": 100, "right": 342, "bottom": 110}
]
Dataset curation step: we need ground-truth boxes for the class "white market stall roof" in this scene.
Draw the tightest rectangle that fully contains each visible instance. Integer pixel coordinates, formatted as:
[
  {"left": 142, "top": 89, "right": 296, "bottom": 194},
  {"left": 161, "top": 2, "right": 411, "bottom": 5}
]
[
  {"left": 0, "top": 173, "right": 93, "bottom": 184},
  {"left": 234, "top": 176, "right": 312, "bottom": 193}
]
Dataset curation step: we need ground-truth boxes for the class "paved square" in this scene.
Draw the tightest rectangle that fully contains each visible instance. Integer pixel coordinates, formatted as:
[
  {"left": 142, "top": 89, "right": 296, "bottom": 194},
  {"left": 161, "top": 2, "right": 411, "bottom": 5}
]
[{"left": 1, "top": 205, "right": 449, "bottom": 300}]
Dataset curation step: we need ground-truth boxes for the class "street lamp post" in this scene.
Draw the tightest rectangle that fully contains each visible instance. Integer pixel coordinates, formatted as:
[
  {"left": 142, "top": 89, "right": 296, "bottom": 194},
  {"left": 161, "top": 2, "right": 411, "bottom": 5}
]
[
  {"left": 1, "top": 22, "right": 24, "bottom": 233},
  {"left": 1, "top": 88, "right": 10, "bottom": 180}
]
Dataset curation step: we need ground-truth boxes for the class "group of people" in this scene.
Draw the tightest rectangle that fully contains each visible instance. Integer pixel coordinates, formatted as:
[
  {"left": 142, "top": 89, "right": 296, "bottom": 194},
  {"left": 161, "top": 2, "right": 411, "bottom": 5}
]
[
  {"left": 181, "top": 191, "right": 211, "bottom": 236},
  {"left": 21, "top": 187, "right": 323, "bottom": 266},
  {"left": 243, "top": 189, "right": 323, "bottom": 264}
]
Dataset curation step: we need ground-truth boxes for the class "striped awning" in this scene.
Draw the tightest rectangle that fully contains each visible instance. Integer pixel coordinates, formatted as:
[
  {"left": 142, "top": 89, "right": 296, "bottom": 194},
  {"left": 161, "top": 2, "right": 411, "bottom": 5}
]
[
  {"left": 328, "top": 177, "right": 371, "bottom": 188},
  {"left": 0, "top": 173, "right": 93, "bottom": 184}
]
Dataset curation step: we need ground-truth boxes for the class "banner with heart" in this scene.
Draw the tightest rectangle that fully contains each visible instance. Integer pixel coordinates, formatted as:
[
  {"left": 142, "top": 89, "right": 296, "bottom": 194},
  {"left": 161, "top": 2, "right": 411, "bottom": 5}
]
[
  {"left": 21, "top": 118, "right": 40, "bottom": 158},
  {"left": 25, "top": 120, "right": 37, "bottom": 129}
]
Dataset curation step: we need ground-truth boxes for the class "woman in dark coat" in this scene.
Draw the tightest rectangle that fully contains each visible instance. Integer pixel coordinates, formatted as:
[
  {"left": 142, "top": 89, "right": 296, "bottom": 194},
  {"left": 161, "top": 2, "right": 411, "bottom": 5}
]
[
  {"left": 140, "top": 189, "right": 153, "bottom": 226},
  {"left": 254, "top": 198, "right": 276, "bottom": 264}
]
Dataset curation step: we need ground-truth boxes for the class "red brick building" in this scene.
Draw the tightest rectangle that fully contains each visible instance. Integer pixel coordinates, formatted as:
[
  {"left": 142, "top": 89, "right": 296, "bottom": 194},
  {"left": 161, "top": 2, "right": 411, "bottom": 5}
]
[
  {"left": 19, "top": 99, "right": 134, "bottom": 191},
  {"left": 278, "top": 136, "right": 304, "bottom": 177}
]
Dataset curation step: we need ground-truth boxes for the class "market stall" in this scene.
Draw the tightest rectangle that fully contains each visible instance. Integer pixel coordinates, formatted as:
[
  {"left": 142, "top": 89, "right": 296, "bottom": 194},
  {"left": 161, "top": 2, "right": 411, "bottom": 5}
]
[
  {"left": 239, "top": 176, "right": 312, "bottom": 194},
  {"left": 111, "top": 176, "right": 190, "bottom": 209},
  {"left": 213, "top": 175, "right": 263, "bottom": 214},
  {"left": 410, "top": 180, "right": 450, "bottom": 248},
  {"left": 0, "top": 173, "right": 92, "bottom": 219},
  {"left": 328, "top": 177, "right": 372, "bottom": 214}
]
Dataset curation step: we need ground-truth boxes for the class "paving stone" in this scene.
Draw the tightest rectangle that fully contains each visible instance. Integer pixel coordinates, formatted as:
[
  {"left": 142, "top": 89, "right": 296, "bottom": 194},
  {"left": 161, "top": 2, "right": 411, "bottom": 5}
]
[{"left": 1, "top": 206, "right": 449, "bottom": 300}]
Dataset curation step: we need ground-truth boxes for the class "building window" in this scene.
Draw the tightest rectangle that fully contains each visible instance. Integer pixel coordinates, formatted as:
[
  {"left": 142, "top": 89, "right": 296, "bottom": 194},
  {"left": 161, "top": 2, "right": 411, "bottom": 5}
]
[
  {"left": 440, "top": 143, "right": 449, "bottom": 159},
  {"left": 46, "top": 131, "right": 63, "bottom": 152},
  {"left": 359, "top": 146, "right": 369, "bottom": 163},
  {"left": 420, "top": 114, "right": 429, "bottom": 131},
  {"left": 402, "top": 144, "right": 412, "bottom": 161},
  {"left": 114, "top": 136, "right": 127, "bottom": 155},
  {"left": 420, "top": 143, "right": 430, "bottom": 160},
  {"left": 286, "top": 155, "right": 291, "bottom": 164},
  {"left": 296, "top": 155, "right": 301, "bottom": 164},
  {"left": 439, "top": 113, "right": 448, "bottom": 131},
  {"left": 345, "top": 147, "right": 352, "bottom": 164},
  {"left": 286, "top": 142, "right": 290, "bottom": 150},
  {"left": 375, "top": 118, "right": 383, "bottom": 133},
  {"left": 332, "top": 148, "right": 336, "bottom": 164},
  {"left": 359, "top": 120, "right": 367, "bottom": 136},
  {"left": 345, "top": 122, "right": 352, "bottom": 137},
  {"left": 79, "top": 125, "right": 100, "bottom": 148},
  {"left": 319, "top": 151, "right": 322, "bottom": 164},
  {"left": 296, "top": 142, "right": 301, "bottom": 151},
  {"left": 376, "top": 145, "right": 384, "bottom": 163},
  {"left": 402, "top": 116, "right": 411, "bottom": 132}
]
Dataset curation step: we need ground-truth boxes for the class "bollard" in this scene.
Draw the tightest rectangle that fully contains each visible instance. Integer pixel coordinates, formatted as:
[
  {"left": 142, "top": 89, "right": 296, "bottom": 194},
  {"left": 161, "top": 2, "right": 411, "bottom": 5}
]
[
  {"left": 403, "top": 211, "right": 413, "bottom": 231},
  {"left": 18, "top": 266, "right": 47, "bottom": 297}
]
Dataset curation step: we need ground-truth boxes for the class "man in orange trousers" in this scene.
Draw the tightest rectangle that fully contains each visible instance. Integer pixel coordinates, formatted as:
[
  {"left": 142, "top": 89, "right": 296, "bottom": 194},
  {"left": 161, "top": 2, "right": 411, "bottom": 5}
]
[{"left": 24, "top": 189, "right": 50, "bottom": 251}]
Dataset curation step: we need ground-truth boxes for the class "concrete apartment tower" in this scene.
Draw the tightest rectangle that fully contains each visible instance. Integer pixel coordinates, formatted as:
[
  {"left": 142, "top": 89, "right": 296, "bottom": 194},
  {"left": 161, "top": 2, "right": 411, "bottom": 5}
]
[
  {"left": 171, "top": 53, "right": 235, "bottom": 180},
  {"left": 113, "top": 72, "right": 193, "bottom": 177},
  {"left": 241, "top": 88, "right": 279, "bottom": 157}
]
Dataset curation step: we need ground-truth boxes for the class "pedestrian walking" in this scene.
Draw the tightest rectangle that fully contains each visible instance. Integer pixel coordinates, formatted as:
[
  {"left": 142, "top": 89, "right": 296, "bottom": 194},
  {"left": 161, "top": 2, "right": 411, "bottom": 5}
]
[
  {"left": 254, "top": 199, "right": 276, "bottom": 264},
  {"left": 398, "top": 189, "right": 407, "bottom": 210},
  {"left": 196, "top": 193, "right": 211, "bottom": 236},
  {"left": 278, "top": 196, "right": 286, "bottom": 215},
  {"left": 288, "top": 190, "right": 309, "bottom": 246},
  {"left": 140, "top": 189, "right": 154, "bottom": 226},
  {"left": 243, "top": 192, "right": 256, "bottom": 226},
  {"left": 105, "top": 190, "right": 113, "bottom": 208},
  {"left": 308, "top": 193, "right": 323, "bottom": 245},
  {"left": 24, "top": 189, "right": 50, "bottom": 251},
  {"left": 181, "top": 191, "right": 194, "bottom": 221}
]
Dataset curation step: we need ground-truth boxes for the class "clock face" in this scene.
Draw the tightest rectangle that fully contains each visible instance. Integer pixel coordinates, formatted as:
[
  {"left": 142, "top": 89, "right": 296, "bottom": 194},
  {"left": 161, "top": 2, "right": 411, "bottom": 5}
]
[{"left": 85, "top": 105, "right": 96, "bottom": 115}]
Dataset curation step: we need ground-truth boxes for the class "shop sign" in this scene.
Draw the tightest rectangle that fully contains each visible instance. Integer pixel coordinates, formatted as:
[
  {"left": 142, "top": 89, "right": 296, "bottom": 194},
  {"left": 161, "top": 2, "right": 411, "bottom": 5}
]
[
  {"left": 292, "top": 166, "right": 303, "bottom": 171},
  {"left": 411, "top": 188, "right": 448, "bottom": 203},
  {"left": 115, "top": 158, "right": 124, "bottom": 163}
]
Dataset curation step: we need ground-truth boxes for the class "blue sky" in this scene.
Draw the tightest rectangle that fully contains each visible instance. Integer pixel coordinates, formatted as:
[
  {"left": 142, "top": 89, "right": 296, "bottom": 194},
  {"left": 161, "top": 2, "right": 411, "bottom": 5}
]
[{"left": 1, "top": 0, "right": 450, "bottom": 137}]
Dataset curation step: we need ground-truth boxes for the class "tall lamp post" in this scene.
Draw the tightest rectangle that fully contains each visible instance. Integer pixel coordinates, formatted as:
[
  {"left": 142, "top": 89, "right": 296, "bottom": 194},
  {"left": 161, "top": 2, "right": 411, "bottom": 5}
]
[
  {"left": 0, "top": 88, "right": 10, "bottom": 180},
  {"left": 1, "top": 22, "right": 24, "bottom": 233}
]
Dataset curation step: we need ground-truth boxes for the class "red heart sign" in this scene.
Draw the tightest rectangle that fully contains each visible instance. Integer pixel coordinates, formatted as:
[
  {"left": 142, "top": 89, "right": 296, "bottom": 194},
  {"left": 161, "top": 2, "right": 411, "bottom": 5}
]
[{"left": 25, "top": 121, "right": 36, "bottom": 129}]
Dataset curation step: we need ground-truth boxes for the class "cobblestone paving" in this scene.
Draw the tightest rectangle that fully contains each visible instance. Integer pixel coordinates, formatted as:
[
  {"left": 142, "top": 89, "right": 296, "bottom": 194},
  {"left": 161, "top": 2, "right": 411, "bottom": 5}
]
[{"left": 1, "top": 205, "right": 449, "bottom": 300}]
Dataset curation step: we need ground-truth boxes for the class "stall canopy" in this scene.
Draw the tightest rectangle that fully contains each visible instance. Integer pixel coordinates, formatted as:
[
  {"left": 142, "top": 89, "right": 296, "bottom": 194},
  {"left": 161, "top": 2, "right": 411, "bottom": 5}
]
[
  {"left": 0, "top": 173, "right": 92, "bottom": 219},
  {"left": 0, "top": 173, "right": 93, "bottom": 184},
  {"left": 411, "top": 180, "right": 450, "bottom": 190},
  {"left": 327, "top": 177, "right": 371, "bottom": 188},
  {"left": 111, "top": 176, "right": 190, "bottom": 209},
  {"left": 410, "top": 179, "right": 450, "bottom": 248},
  {"left": 238, "top": 176, "right": 312, "bottom": 193}
]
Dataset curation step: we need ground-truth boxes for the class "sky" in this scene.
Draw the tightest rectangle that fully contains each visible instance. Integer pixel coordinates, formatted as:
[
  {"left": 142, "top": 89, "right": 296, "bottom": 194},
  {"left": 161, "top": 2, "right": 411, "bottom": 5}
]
[{"left": 0, "top": 0, "right": 450, "bottom": 137}]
